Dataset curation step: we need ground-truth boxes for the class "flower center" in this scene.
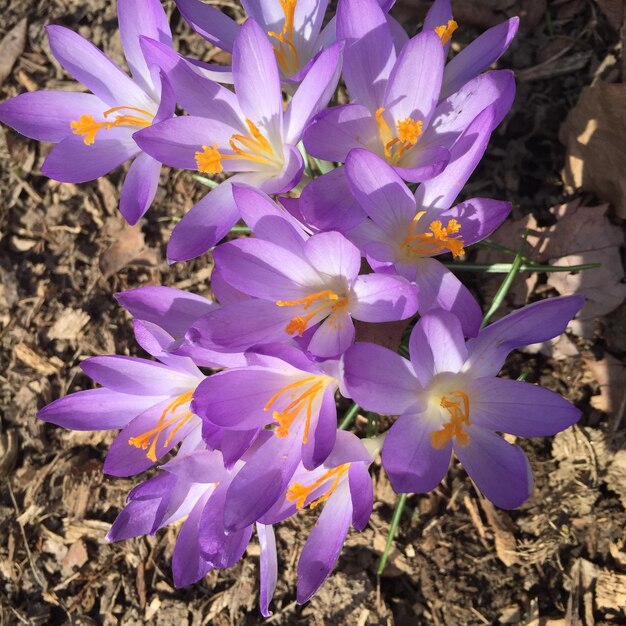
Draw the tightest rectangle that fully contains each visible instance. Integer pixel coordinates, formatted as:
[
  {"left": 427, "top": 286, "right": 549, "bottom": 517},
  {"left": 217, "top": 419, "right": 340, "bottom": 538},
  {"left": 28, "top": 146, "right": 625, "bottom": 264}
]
[
  {"left": 276, "top": 289, "right": 349, "bottom": 336},
  {"left": 431, "top": 390, "right": 471, "bottom": 449},
  {"left": 287, "top": 464, "right": 349, "bottom": 509},
  {"left": 128, "top": 390, "right": 195, "bottom": 461},
  {"left": 435, "top": 20, "right": 458, "bottom": 45},
  {"left": 268, "top": 0, "right": 300, "bottom": 75},
  {"left": 195, "top": 118, "right": 277, "bottom": 175},
  {"left": 401, "top": 210, "right": 465, "bottom": 259},
  {"left": 375, "top": 107, "right": 423, "bottom": 165},
  {"left": 264, "top": 375, "right": 334, "bottom": 442},
  {"left": 71, "top": 105, "right": 154, "bottom": 145}
]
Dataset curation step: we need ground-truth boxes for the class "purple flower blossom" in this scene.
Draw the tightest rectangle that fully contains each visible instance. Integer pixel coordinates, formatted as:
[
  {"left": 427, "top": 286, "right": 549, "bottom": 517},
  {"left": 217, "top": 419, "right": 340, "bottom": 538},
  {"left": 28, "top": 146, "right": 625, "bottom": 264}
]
[
  {"left": 0, "top": 0, "right": 176, "bottom": 224},
  {"left": 133, "top": 19, "right": 342, "bottom": 262},
  {"left": 342, "top": 297, "right": 584, "bottom": 509},
  {"left": 184, "top": 186, "right": 418, "bottom": 358}
]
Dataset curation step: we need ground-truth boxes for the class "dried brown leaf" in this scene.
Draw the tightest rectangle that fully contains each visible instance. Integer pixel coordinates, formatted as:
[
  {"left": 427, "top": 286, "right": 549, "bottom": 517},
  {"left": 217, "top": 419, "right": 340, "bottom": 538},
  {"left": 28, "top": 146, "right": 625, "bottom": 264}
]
[
  {"left": 14, "top": 342, "right": 58, "bottom": 375},
  {"left": 583, "top": 352, "right": 626, "bottom": 419},
  {"left": 47, "top": 308, "right": 91, "bottom": 342},
  {"left": 596, "top": 0, "right": 624, "bottom": 30},
  {"left": 0, "top": 19, "right": 27, "bottom": 87},
  {"left": 99, "top": 223, "right": 147, "bottom": 278}
]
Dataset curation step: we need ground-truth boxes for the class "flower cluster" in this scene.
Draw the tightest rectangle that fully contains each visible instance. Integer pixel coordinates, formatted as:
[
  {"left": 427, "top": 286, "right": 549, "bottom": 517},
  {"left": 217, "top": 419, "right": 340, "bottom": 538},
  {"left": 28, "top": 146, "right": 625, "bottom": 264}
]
[{"left": 2, "top": 0, "right": 584, "bottom": 616}]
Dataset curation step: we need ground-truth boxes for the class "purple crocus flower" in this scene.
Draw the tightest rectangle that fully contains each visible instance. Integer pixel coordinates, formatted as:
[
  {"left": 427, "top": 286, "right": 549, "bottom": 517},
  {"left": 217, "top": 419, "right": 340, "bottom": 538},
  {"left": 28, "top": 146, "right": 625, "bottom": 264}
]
[
  {"left": 133, "top": 19, "right": 342, "bottom": 262},
  {"left": 0, "top": 0, "right": 176, "bottom": 224},
  {"left": 342, "top": 297, "right": 584, "bottom": 509},
  {"left": 184, "top": 186, "right": 418, "bottom": 358},
  {"left": 259, "top": 430, "right": 375, "bottom": 603},
  {"left": 343, "top": 107, "right": 511, "bottom": 336}
]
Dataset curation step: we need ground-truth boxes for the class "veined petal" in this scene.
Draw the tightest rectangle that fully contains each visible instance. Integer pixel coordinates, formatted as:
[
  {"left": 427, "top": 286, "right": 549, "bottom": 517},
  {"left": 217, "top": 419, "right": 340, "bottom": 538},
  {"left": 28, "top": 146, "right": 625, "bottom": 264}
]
[
  {"left": 307, "top": 311, "right": 355, "bottom": 358},
  {"left": 301, "top": 384, "right": 337, "bottom": 469},
  {"left": 437, "top": 198, "right": 511, "bottom": 246},
  {"left": 304, "top": 231, "right": 361, "bottom": 281},
  {"left": 349, "top": 463, "right": 373, "bottom": 530},
  {"left": 257, "top": 523, "right": 278, "bottom": 618},
  {"left": 351, "top": 273, "right": 418, "bottom": 322},
  {"left": 175, "top": 0, "right": 238, "bottom": 51},
  {"left": 119, "top": 152, "right": 161, "bottom": 225},
  {"left": 454, "top": 425, "right": 533, "bottom": 509},
  {"left": 393, "top": 145, "right": 450, "bottom": 183}
]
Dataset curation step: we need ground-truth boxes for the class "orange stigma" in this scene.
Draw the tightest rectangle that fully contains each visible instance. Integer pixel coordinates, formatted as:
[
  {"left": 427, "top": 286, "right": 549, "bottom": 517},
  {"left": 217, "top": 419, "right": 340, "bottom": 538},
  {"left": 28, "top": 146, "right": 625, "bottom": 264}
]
[
  {"left": 128, "top": 390, "right": 194, "bottom": 461},
  {"left": 430, "top": 390, "right": 471, "bottom": 449},
  {"left": 268, "top": 0, "right": 300, "bottom": 75},
  {"left": 375, "top": 108, "right": 423, "bottom": 165},
  {"left": 194, "top": 118, "right": 276, "bottom": 174},
  {"left": 435, "top": 20, "right": 458, "bottom": 45},
  {"left": 287, "top": 464, "right": 349, "bottom": 509},
  {"left": 71, "top": 105, "right": 154, "bottom": 145},
  {"left": 402, "top": 211, "right": 465, "bottom": 259},
  {"left": 276, "top": 289, "right": 348, "bottom": 336},
  {"left": 264, "top": 375, "right": 334, "bottom": 442}
]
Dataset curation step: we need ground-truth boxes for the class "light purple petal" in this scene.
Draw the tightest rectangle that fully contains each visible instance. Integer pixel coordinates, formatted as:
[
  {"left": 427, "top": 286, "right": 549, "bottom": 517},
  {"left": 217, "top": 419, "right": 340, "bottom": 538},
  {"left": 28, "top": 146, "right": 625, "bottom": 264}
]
[
  {"left": 464, "top": 296, "right": 585, "bottom": 378},
  {"left": 119, "top": 152, "right": 161, "bottom": 224},
  {"left": 394, "top": 145, "right": 450, "bottom": 183},
  {"left": 303, "top": 103, "right": 378, "bottom": 162},
  {"left": 257, "top": 144, "right": 304, "bottom": 194},
  {"left": 118, "top": 0, "right": 172, "bottom": 94},
  {"left": 304, "top": 231, "right": 361, "bottom": 281},
  {"left": 167, "top": 180, "right": 240, "bottom": 263},
  {"left": 382, "top": 412, "right": 451, "bottom": 493},
  {"left": 467, "top": 377, "right": 581, "bottom": 437},
  {"left": 342, "top": 342, "right": 421, "bottom": 414},
  {"left": 454, "top": 425, "right": 532, "bottom": 509},
  {"left": 408, "top": 310, "right": 467, "bottom": 385},
  {"left": 162, "top": 449, "right": 228, "bottom": 483},
  {"left": 413, "top": 258, "right": 482, "bottom": 337},
  {"left": 176, "top": 0, "right": 238, "bottom": 51},
  {"left": 297, "top": 481, "right": 352, "bottom": 604},
  {"left": 302, "top": 384, "right": 337, "bottom": 470},
  {"left": 351, "top": 273, "right": 418, "bottom": 322},
  {"left": 337, "top": 0, "right": 395, "bottom": 111},
  {"left": 257, "top": 523, "right": 278, "bottom": 618},
  {"left": 41, "top": 127, "right": 138, "bottom": 183},
  {"left": 423, "top": 0, "right": 452, "bottom": 32},
  {"left": 37, "top": 388, "right": 159, "bottom": 431},
  {"left": 46, "top": 25, "right": 148, "bottom": 108},
  {"left": 115, "top": 286, "right": 217, "bottom": 337},
  {"left": 441, "top": 17, "right": 520, "bottom": 100},
  {"left": 307, "top": 311, "right": 355, "bottom": 358},
  {"left": 440, "top": 197, "right": 511, "bottom": 246},
  {"left": 349, "top": 463, "right": 373, "bottom": 530},
  {"left": 0, "top": 91, "right": 105, "bottom": 142}
]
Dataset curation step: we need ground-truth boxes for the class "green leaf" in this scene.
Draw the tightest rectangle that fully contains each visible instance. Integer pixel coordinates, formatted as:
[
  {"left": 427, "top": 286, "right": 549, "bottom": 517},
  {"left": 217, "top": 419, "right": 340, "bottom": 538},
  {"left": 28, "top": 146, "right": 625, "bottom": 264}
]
[
  {"left": 192, "top": 174, "right": 219, "bottom": 189},
  {"left": 339, "top": 403, "right": 361, "bottom": 430}
]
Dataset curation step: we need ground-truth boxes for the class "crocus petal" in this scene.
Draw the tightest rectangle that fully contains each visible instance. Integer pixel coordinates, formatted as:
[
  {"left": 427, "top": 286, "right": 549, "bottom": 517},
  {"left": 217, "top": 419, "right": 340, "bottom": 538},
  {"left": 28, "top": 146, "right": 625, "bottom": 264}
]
[
  {"left": 115, "top": 286, "right": 217, "bottom": 337},
  {"left": 454, "top": 425, "right": 533, "bottom": 509},
  {"left": 464, "top": 296, "right": 585, "bottom": 378},
  {"left": 467, "top": 377, "right": 581, "bottom": 437},
  {"left": 167, "top": 181, "right": 240, "bottom": 263},
  {"left": 233, "top": 20, "right": 283, "bottom": 139},
  {"left": 384, "top": 30, "right": 443, "bottom": 129},
  {"left": 348, "top": 463, "right": 373, "bottom": 530},
  {"left": 162, "top": 449, "right": 228, "bottom": 484},
  {"left": 41, "top": 127, "right": 138, "bottom": 183},
  {"left": 284, "top": 42, "right": 343, "bottom": 145},
  {"left": 337, "top": 0, "right": 396, "bottom": 111},
  {"left": 81, "top": 355, "right": 195, "bottom": 395},
  {"left": 423, "top": 0, "right": 452, "bottom": 33},
  {"left": 257, "top": 523, "right": 278, "bottom": 618},
  {"left": 297, "top": 481, "right": 352, "bottom": 604},
  {"left": 307, "top": 311, "right": 356, "bottom": 358},
  {"left": 345, "top": 149, "right": 416, "bottom": 234},
  {"left": 304, "top": 231, "right": 361, "bottom": 280},
  {"left": 351, "top": 274, "right": 418, "bottom": 322},
  {"left": 46, "top": 25, "right": 149, "bottom": 109},
  {"left": 441, "top": 17, "right": 520, "bottom": 100},
  {"left": 416, "top": 105, "right": 496, "bottom": 211},
  {"left": 412, "top": 258, "right": 482, "bottom": 337},
  {"left": 302, "top": 385, "right": 337, "bottom": 470},
  {"left": 342, "top": 342, "right": 421, "bottom": 414},
  {"left": 408, "top": 310, "right": 467, "bottom": 385},
  {"left": 382, "top": 412, "right": 451, "bottom": 493},
  {"left": 37, "top": 388, "right": 159, "bottom": 430},
  {"left": 299, "top": 167, "right": 366, "bottom": 233},
  {"left": 192, "top": 368, "right": 288, "bottom": 430},
  {"left": 257, "top": 144, "right": 304, "bottom": 194},
  {"left": 119, "top": 152, "right": 161, "bottom": 225},
  {"left": 303, "top": 103, "right": 379, "bottom": 162},
  {"left": 175, "top": 0, "right": 238, "bottom": 51},
  {"left": 440, "top": 197, "right": 511, "bottom": 246},
  {"left": 118, "top": 0, "right": 172, "bottom": 94},
  {"left": 172, "top": 491, "right": 214, "bottom": 587},
  {"left": 0, "top": 91, "right": 105, "bottom": 143}
]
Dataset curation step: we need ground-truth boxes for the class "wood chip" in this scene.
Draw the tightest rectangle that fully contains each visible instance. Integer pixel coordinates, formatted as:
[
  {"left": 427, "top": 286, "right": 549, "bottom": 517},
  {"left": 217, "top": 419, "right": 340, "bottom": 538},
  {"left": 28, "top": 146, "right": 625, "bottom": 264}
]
[
  {"left": 14, "top": 342, "right": 58, "bottom": 375},
  {"left": 595, "top": 570, "right": 626, "bottom": 613},
  {"left": 479, "top": 498, "right": 519, "bottom": 566},
  {"left": 0, "top": 19, "right": 27, "bottom": 87},
  {"left": 47, "top": 308, "right": 91, "bottom": 342}
]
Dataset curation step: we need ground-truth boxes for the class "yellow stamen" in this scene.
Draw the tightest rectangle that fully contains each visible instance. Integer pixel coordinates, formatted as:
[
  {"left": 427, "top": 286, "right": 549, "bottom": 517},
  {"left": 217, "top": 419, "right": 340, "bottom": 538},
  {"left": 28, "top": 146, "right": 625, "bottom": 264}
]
[
  {"left": 128, "top": 390, "right": 194, "bottom": 461},
  {"left": 194, "top": 118, "right": 276, "bottom": 174},
  {"left": 287, "top": 464, "right": 349, "bottom": 509},
  {"left": 375, "top": 107, "right": 423, "bottom": 164},
  {"left": 402, "top": 212, "right": 465, "bottom": 258},
  {"left": 431, "top": 390, "right": 471, "bottom": 449},
  {"left": 71, "top": 105, "right": 154, "bottom": 145},
  {"left": 264, "top": 375, "right": 333, "bottom": 442},
  {"left": 434, "top": 20, "right": 458, "bottom": 45},
  {"left": 268, "top": 0, "right": 300, "bottom": 75},
  {"left": 276, "top": 289, "right": 348, "bottom": 336}
]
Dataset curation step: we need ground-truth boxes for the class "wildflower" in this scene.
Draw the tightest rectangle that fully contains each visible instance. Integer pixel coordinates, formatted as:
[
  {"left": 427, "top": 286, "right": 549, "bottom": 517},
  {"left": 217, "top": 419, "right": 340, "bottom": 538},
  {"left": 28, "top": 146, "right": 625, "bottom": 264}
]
[
  {"left": 0, "top": 0, "right": 175, "bottom": 224},
  {"left": 342, "top": 297, "right": 584, "bottom": 508},
  {"left": 134, "top": 19, "right": 343, "bottom": 262}
]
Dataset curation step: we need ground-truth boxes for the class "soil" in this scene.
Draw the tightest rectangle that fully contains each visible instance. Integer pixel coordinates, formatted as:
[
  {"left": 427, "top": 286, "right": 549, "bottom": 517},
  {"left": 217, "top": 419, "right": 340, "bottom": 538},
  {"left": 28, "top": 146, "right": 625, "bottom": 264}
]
[{"left": 1, "top": 1, "right": 625, "bottom": 625}]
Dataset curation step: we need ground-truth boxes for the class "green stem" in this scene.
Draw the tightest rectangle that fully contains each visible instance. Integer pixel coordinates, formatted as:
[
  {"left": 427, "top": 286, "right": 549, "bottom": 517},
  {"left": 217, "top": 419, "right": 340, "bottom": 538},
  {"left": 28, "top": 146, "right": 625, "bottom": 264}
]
[
  {"left": 339, "top": 403, "right": 361, "bottom": 430},
  {"left": 442, "top": 261, "right": 600, "bottom": 273},
  {"left": 377, "top": 493, "right": 409, "bottom": 575},
  {"left": 192, "top": 174, "right": 219, "bottom": 189}
]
